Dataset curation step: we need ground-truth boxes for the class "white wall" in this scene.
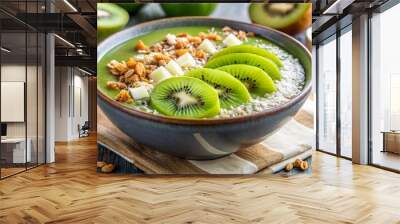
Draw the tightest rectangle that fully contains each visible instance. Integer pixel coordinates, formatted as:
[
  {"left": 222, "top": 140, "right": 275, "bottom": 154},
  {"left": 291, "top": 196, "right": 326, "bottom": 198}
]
[
  {"left": 54, "top": 67, "right": 89, "bottom": 141},
  {"left": 72, "top": 73, "right": 89, "bottom": 138},
  {"left": 1, "top": 64, "right": 46, "bottom": 164},
  {"left": 1, "top": 65, "right": 33, "bottom": 138},
  {"left": 55, "top": 66, "right": 69, "bottom": 141},
  {"left": 1, "top": 65, "right": 25, "bottom": 139}
]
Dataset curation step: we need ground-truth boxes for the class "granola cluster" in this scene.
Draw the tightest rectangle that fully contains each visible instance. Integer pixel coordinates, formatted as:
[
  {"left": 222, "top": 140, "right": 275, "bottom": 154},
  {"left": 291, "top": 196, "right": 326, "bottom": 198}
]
[{"left": 106, "top": 26, "right": 253, "bottom": 103}]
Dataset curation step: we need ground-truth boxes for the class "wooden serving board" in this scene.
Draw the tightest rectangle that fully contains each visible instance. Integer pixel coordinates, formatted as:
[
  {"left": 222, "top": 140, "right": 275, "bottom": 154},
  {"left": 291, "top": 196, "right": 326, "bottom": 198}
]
[{"left": 97, "top": 98, "right": 314, "bottom": 174}]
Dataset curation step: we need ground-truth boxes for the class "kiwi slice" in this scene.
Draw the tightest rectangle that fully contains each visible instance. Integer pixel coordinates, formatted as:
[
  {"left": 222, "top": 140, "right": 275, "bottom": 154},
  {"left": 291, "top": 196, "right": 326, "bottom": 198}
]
[
  {"left": 185, "top": 68, "right": 250, "bottom": 109},
  {"left": 97, "top": 3, "right": 129, "bottom": 41},
  {"left": 150, "top": 76, "right": 220, "bottom": 118},
  {"left": 217, "top": 64, "right": 276, "bottom": 96},
  {"left": 211, "top": 45, "right": 283, "bottom": 67},
  {"left": 205, "top": 53, "right": 281, "bottom": 80},
  {"left": 249, "top": 3, "right": 311, "bottom": 35}
]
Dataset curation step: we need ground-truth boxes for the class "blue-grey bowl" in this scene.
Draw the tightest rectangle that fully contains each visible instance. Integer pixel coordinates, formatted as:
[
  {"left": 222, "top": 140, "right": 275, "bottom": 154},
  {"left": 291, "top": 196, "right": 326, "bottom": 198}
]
[{"left": 98, "top": 17, "right": 311, "bottom": 160}]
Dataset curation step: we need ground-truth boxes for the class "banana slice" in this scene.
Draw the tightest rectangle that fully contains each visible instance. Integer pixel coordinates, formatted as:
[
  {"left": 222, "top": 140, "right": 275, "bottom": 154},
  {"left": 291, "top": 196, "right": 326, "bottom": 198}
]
[
  {"left": 166, "top": 60, "right": 184, "bottom": 76},
  {"left": 149, "top": 66, "right": 172, "bottom": 83},
  {"left": 198, "top": 39, "right": 217, "bottom": 54},
  {"left": 176, "top": 52, "right": 196, "bottom": 67},
  {"left": 223, "top": 33, "right": 242, "bottom": 47},
  {"left": 129, "top": 86, "right": 150, "bottom": 100}
]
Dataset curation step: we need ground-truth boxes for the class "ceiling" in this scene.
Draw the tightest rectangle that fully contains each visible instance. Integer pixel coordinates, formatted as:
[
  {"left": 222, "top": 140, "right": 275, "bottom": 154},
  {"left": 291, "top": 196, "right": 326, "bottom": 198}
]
[
  {"left": 312, "top": 0, "right": 392, "bottom": 44},
  {"left": 0, "top": 0, "right": 96, "bottom": 74}
]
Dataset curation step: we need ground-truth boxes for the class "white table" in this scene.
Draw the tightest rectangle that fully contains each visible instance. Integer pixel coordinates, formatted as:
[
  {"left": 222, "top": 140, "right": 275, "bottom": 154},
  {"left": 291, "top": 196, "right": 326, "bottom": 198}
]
[{"left": 1, "top": 138, "right": 31, "bottom": 163}]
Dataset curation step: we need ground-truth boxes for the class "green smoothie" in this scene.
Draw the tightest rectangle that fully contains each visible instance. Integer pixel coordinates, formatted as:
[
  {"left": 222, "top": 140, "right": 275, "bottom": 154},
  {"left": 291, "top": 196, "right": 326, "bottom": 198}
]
[{"left": 98, "top": 25, "right": 305, "bottom": 118}]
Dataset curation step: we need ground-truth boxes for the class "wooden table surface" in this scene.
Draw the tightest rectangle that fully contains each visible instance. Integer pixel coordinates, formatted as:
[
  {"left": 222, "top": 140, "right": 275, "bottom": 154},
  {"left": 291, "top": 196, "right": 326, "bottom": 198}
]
[{"left": 1, "top": 135, "right": 400, "bottom": 223}]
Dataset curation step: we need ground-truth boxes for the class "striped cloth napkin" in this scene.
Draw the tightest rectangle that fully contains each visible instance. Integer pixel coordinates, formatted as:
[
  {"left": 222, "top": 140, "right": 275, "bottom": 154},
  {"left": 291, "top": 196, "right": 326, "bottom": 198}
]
[{"left": 97, "top": 99, "right": 315, "bottom": 174}]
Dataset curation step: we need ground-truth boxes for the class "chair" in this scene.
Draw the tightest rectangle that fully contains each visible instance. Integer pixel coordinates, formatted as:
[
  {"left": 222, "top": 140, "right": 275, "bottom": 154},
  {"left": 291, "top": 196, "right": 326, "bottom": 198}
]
[{"left": 78, "top": 121, "right": 90, "bottom": 138}]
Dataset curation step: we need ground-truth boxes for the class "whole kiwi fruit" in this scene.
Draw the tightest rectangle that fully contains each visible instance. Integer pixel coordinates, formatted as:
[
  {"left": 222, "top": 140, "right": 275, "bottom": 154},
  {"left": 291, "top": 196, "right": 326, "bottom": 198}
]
[{"left": 160, "top": 3, "right": 218, "bottom": 17}]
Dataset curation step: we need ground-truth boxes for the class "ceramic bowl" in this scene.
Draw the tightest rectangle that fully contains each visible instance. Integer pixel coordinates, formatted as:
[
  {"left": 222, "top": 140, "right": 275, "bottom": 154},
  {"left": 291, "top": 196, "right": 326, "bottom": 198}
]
[{"left": 98, "top": 17, "right": 311, "bottom": 160}]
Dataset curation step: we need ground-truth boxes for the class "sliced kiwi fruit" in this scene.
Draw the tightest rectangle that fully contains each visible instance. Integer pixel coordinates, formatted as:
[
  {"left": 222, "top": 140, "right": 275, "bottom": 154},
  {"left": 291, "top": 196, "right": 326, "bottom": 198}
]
[
  {"left": 97, "top": 3, "right": 129, "bottom": 41},
  {"left": 185, "top": 68, "right": 250, "bottom": 109},
  {"left": 211, "top": 45, "right": 283, "bottom": 67},
  {"left": 205, "top": 53, "right": 281, "bottom": 80},
  {"left": 217, "top": 64, "right": 276, "bottom": 97},
  {"left": 160, "top": 3, "right": 218, "bottom": 17},
  {"left": 249, "top": 3, "right": 311, "bottom": 35},
  {"left": 150, "top": 76, "right": 220, "bottom": 118}
]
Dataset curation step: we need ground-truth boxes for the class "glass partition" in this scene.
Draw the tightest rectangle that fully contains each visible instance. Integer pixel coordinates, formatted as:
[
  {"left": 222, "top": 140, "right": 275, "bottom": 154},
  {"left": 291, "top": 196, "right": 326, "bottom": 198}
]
[
  {"left": 0, "top": 1, "right": 46, "bottom": 179},
  {"left": 339, "top": 28, "right": 352, "bottom": 158},
  {"left": 370, "top": 3, "right": 400, "bottom": 171},
  {"left": 0, "top": 29, "right": 28, "bottom": 178},
  {"left": 317, "top": 36, "right": 337, "bottom": 155},
  {"left": 27, "top": 31, "right": 38, "bottom": 169}
]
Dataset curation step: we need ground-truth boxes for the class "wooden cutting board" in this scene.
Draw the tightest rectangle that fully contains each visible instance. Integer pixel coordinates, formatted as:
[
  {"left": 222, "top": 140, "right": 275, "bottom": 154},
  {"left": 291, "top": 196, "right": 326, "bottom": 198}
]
[{"left": 97, "top": 98, "right": 314, "bottom": 174}]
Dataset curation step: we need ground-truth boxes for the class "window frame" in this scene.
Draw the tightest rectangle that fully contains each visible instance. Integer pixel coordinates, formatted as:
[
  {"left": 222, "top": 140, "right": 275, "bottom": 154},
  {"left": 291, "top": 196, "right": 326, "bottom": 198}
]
[
  {"left": 0, "top": 3, "right": 47, "bottom": 180},
  {"left": 314, "top": 24, "right": 353, "bottom": 161},
  {"left": 367, "top": 1, "right": 400, "bottom": 173}
]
